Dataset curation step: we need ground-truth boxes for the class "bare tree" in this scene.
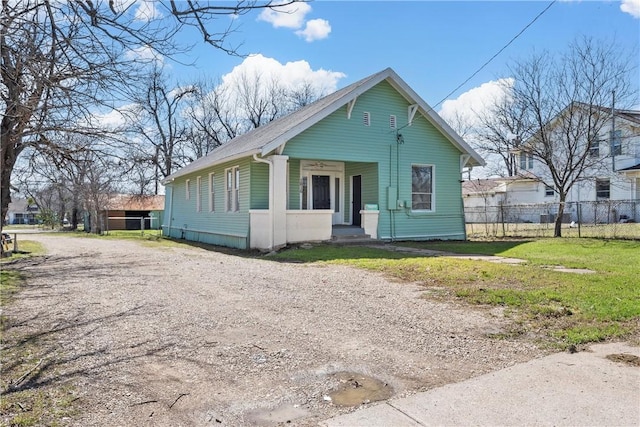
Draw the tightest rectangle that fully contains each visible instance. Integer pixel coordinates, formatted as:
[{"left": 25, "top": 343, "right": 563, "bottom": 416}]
[
  {"left": 15, "top": 133, "right": 126, "bottom": 230},
  {"left": 183, "top": 77, "right": 240, "bottom": 160},
  {"left": 182, "top": 73, "right": 326, "bottom": 162},
  {"left": 130, "top": 65, "right": 197, "bottom": 192},
  {"left": 503, "top": 37, "right": 637, "bottom": 237},
  {"left": 474, "top": 92, "right": 532, "bottom": 178},
  {"left": 1, "top": 0, "right": 297, "bottom": 241}
]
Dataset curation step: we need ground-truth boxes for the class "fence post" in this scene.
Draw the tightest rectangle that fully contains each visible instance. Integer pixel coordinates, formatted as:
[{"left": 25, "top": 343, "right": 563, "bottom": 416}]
[
  {"left": 500, "top": 201, "right": 506, "bottom": 237},
  {"left": 140, "top": 217, "right": 145, "bottom": 236},
  {"left": 577, "top": 202, "right": 582, "bottom": 238}
]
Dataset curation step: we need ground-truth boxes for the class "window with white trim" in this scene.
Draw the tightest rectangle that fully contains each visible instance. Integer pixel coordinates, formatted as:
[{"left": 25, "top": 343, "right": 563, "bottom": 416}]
[
  {"left": 234, "top": 167, "right": 240, "bottom": 212},
  {"left": 196, "top": 176, "right": 202, "bottom": 212},
  {"left": 209, "top": 173, "right": 215, "bottom": 212},
  {"left": 185, "top": 179, "right": 190, "bottom": 200},
  {"left": 226, "top": 166, "right": 240, "bottom": 212},
  {"left": 544, "top": 185, "right": 554, "bottom": 197},
  {"left": 519, "top": 152, "right": 533, "bottom": 170},
  {"left": 411, "top": 165, "right": 433, "bottom": 211}
]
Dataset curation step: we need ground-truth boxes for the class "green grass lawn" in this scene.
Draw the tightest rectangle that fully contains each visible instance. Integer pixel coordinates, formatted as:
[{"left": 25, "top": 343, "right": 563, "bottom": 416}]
[
  {"left": 1, "top": 240, "right": 78, "bottom": 426},
  {"left": 270, "top": 239, "right": 640, "bottom": 348}
]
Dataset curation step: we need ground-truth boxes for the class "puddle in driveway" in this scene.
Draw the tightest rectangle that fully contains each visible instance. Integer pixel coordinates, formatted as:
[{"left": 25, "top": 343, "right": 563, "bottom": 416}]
[
  {"left": 327, "top": 372, "right": 393, "bottom": 406},
  {"left": 245, "top": 403, "right": 309, "bottom": 425}
]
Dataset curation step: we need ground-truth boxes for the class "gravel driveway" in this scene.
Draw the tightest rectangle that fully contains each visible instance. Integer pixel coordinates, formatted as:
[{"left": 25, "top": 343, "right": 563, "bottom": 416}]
[{"left": 2, "top": 234, "right": 545, "bottom": 426}]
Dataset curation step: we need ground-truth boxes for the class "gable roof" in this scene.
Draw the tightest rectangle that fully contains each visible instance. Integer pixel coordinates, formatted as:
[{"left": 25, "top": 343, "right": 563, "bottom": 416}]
[
  {"left": 163, "top": 68, "right": 484, "bottom": 183},
  {"left": 462, "top": 175, "right": 540, "bottom": 196},
  {"left": 519, "top": 102, "right": 640, "bottom": 149}
]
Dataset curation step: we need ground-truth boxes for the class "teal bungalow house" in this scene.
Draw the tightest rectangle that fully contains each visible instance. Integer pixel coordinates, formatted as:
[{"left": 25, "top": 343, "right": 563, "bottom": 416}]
[{"left": 161, "top": 68, "right": 484, "bottom": 250}]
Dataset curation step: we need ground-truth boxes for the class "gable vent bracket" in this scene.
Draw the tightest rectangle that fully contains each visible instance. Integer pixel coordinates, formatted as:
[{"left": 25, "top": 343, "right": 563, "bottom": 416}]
[
  {"left": 347, "top": 97, "right": 358, "bottom": 119},
  {"left": 460, "top": 154, "right": 471, "bottom": 172},
  {"left": 408, "top": 104, "right": 418, "bottom": 126}
]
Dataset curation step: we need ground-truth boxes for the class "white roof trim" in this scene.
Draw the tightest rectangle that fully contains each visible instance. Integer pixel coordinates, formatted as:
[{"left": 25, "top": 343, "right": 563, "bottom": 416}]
[{"left": 161, "top": 149, "right": 260, "bottom": 184}]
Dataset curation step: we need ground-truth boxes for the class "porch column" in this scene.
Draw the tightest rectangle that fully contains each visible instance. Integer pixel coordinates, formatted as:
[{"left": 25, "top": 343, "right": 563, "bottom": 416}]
[{"left": 270, "top": 155, "right": 289, "bottom": 248}]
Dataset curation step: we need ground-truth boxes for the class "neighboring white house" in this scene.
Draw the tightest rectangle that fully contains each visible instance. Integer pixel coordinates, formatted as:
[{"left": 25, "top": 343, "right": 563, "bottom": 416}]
[
  {"left": 463, "top": 106, "right": 640, "bottom": 224},
  {"left": 462, "top": 175, "right": 557, "bottom": 223},
  {"left": 4, "top": 199, "right": 40, "bottom": 225}
]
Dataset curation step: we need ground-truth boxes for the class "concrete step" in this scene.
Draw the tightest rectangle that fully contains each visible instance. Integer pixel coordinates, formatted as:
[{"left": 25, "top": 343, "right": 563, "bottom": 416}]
[{"left": 331, "top": 233, "right": 373, "bottom": 244}]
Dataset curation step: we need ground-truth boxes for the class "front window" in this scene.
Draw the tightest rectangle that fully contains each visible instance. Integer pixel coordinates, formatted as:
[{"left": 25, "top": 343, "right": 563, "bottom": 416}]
[
  {"left": 185, "top": 179, "right": 190, "bottom": 200},
  {"left": 588, "top": 140, "right": 600, "bottom": 157},
  {"left": 596, "top": 178, "right": 610, "bottom": 199},
  {"left": 411, "top": 165, "right": 433, "bottom": 211}
]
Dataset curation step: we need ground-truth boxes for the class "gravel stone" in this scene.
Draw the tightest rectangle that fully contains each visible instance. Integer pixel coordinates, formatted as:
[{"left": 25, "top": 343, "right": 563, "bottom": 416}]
[{"left": 2, "top": 234, "right": 548, "bottom": 426}]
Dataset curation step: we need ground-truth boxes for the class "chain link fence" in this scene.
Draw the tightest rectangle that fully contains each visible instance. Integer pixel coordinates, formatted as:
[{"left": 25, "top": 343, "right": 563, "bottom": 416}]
[{"left": 465, "top": 200, "right": 639, "bottom": 239}]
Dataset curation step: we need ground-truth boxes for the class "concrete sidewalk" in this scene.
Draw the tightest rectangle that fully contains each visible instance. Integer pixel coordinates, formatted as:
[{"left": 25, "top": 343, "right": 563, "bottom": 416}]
[{"left": 320, "top": 342, "right": 640, "bottom": 427}]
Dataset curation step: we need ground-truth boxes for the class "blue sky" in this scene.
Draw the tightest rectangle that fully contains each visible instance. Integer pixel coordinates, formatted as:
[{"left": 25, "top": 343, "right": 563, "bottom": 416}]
[{"left": 168, "top": 0, "right": 639, "bottom": 110}]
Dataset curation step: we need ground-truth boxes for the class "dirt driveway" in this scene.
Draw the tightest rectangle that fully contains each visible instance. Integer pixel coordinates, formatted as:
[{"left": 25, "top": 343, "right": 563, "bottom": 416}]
[{"left": 2, "top": 235, "right": 545, "bottom": 426}]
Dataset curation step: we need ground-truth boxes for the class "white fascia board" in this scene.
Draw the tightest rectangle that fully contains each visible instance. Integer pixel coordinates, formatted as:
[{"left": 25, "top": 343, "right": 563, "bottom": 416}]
[
  {"left": 384, "top": 72, "right": 486, "bottom": 167},
  {"left": 161, "top": 149, "right": 260, "bottom": 184}
]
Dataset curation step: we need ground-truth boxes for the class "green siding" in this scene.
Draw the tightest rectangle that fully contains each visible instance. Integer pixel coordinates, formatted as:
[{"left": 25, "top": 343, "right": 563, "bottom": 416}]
[
  {"left": 250, "top": 161, "right": 269, "bottom": 209},
  {"left": 344, "top": 162, "right": 378, "bottom": 223},
  {"left": 283, "top": 80, "right": 466, "bottom": 240},
  {"left": 163, "top": 157, "right": 253, "bottom": 249},
  {"left": 288, "top": 158, "right": 301, "bottom": 209}
]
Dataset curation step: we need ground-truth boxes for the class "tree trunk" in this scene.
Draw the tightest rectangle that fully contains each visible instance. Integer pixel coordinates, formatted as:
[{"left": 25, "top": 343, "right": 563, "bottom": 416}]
[
  {"left": 554, "top": 197, "right": 566, "bottom": 237},
  {"left": 1, "top": 136, "right": 17, "bottom": 233}
]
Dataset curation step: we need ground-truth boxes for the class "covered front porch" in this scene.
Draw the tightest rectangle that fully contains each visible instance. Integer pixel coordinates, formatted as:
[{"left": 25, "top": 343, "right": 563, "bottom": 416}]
[
  {"left": 249, "top": 154, "right": 380, "bottom": 250},
  {"left": 249, "top": 209, "right": 379, "bottom": 250}
]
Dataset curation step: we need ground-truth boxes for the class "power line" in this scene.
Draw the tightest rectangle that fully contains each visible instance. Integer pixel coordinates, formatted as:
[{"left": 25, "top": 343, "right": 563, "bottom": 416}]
[{"left": 432, "top": 0, "right": 557, "bottom": 110}]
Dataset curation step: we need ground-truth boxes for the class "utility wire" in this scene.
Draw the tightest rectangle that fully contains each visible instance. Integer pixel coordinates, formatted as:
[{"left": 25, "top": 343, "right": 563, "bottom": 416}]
[{"left": 432, "top": 0, "right": 557, "bottom": 110}]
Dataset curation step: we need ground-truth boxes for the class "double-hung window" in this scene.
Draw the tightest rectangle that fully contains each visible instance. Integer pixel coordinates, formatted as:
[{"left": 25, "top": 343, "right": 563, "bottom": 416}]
[
  {"left": 596, "top": 178, "right": 610, "bottom": 199},
  {"left": 185, "top": 179, "right": 190, "bottom": 200},
  {"left": 544, "top": 185, "right": 555, "bottom": 197},
  {"left": 196, "top": 176, "right": 202, "bottom": 212},
  {"left": 411, "top": 165, "right": 434, "bottom": 211},
  {"left": 226, "top": 166, "right": 240, "bottom": 212},
  {"left": 209, "top": 173, "right": 215, "bottom": 212},
  {"left": 519, "top": 152, "right": 533, "bottom": 170}
]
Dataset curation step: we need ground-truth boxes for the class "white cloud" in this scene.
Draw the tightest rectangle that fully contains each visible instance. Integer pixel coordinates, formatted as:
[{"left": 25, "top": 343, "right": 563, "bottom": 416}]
[
  {"left": 125, "top": 45, "right": 164, "bottom": 64},
  {"left": 92, "top": 103, "right": 141, "bottom": 130},
  {"left": 134, "top": 0, "right": 163, "bottom": 21},
  {"left": 258, "top": 1, "right": 312, "bottom": 29},
  {"left": 295, "top": 19, "right": 331, "bottom": 42},
  {"left": 620, "top": 0, "right": 640, "bottom": 18},
  {"left": 439, "top": 78, "right": 514, "bottom": 131},
  {"left": 220, "top": 54, "right": 345, "bottom": 95}
]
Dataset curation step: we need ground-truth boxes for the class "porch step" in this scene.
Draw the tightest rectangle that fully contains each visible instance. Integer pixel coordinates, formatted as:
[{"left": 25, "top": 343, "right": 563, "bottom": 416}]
[{"left": 331, "top": 233, "right": 374, "bottom": 244}]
